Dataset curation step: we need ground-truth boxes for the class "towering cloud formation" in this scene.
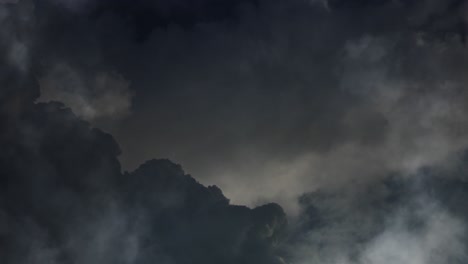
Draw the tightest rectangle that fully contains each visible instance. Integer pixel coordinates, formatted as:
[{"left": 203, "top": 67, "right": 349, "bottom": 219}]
[{"left": 0, "top": 69, "right": 287, "bottom": 263}]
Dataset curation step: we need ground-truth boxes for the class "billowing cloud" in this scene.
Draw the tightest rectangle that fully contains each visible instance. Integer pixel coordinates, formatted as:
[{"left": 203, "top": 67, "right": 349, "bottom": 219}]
[{"left": 0, "top": 79, "right": 287, "bottom": 264}]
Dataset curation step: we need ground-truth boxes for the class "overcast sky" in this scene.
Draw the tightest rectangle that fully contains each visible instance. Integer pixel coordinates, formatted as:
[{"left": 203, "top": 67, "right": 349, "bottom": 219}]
[{"left": 3, "top": 0, "right": 468, "bottom": 263}]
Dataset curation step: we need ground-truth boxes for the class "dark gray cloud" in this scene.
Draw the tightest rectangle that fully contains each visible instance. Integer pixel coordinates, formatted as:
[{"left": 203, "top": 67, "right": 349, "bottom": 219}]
[{"left": 0, "top": 75, "right": 287, "bottom": 264}]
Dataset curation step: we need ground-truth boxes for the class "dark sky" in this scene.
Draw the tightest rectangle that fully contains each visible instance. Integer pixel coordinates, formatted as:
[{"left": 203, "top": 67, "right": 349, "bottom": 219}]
[{"left": 3, "top": 0, "right": 468, "bottom": 263}]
